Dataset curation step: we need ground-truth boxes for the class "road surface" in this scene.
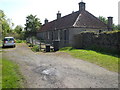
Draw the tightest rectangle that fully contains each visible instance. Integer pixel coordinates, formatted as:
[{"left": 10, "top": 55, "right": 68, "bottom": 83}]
[{"left": 3, "top": 43, "right": 118, "bottom": 88}]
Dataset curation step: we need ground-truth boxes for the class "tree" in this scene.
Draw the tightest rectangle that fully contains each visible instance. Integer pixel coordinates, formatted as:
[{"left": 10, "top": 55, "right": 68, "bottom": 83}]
[
  {"left": 113, "top": 24, "right": 120, "bottom": 30},
  {"left": 24, "top": 14, "right": 41, "bottom": 37},
  {"left": 0, "top": 10, "right": 25, "bottom": 40},
  {"left": 0, "top": 10, "right": 14, "bottom": 38},
  {"left": 14, "top": 25, "right": 23, "bottom": 34},
  {"left": 98, "top": 16, "right": 120, "bottom": 30},
  {"left": 12, "top": 25, "right": 24, "bottom": 39},
  {"left": 98, "top": 16, "right": 108, "bottom": 24},
  {"left": 0, "top": 10, "right": 10, "bottom": 37}
]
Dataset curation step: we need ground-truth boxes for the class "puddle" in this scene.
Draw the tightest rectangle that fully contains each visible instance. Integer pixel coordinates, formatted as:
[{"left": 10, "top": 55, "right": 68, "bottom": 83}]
[
  {"left": 34, "top": 65, "right": 58, "bottom": 76},
  {"left": 42, "top": 68, "right": 56, "bottom": 76}
]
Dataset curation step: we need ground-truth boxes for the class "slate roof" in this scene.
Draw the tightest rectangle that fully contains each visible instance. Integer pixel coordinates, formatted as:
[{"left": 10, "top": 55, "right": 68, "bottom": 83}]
[{"left": 38, "top": 10, "right": 108, "bottom": 32}]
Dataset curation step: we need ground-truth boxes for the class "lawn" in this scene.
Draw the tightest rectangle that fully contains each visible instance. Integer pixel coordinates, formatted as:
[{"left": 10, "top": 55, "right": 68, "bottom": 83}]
[
  {"left": 0, "top": 53, "right": 2, "bottom": 90},
  {"left": 2, "top": 58, "right": 24, "bottom": 88},
  {"left": 59, "top": 47, "right": 119, "bottom": 72}
]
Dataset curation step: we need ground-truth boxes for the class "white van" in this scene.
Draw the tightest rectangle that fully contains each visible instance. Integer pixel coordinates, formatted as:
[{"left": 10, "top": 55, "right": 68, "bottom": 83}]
[{"left": 3, "top": 37, "right": 16, "bottom": 48}]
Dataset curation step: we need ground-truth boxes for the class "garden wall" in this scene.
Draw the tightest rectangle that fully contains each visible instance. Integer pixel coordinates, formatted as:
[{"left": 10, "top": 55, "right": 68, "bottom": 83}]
[{"left": 73, "top": 31, "right": 120, "bottom": 53}]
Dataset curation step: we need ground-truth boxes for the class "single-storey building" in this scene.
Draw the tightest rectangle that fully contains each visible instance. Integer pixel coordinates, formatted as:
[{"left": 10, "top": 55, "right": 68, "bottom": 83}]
[{"left": 37, "top": 1, "right": 113, "bottom": 48}]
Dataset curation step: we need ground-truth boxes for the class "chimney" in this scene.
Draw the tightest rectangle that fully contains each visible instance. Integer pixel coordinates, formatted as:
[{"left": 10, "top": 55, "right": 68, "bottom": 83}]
[
  {"left": 44, "top": 18, "right": 48, "bottom": 24},
  {"left": 79, "top": 1, "right": 86, "bottom": 11},
  {"left": 107, "top": 17, "right": 113, "bottom": 31},
  {"left": 57, "top": 11, "right": 61, "bottom": 19}
]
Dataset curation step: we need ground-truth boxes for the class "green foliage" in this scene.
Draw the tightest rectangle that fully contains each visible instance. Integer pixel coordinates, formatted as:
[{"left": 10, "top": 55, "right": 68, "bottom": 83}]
[
  {"left": 0, "top": 10, "right": 10, "bottom": 37},
  {"left": 0, "top": 54, "right": 2, "bottom": 89},
  {"left": 27, "top": 43, "right": 33, "bottom": 47},
  {"left": 60, "top": 47, "right": 119, "bottom": 72},
  {"left": 98, "top": 16, "right": 108, "bottom": 24},
  {"left": 14, "top": 25, "right": 23, "bottom": 34},
  {"left": 0, "top": 10, "right": 14, "bottom": 38},
  {"left": 0, "top": 10, "right": 5, "bottom": 19},
  {"left": 2, "top": 58, "right": 24, "bottom": 88},
  {"left": 0, "top": 10, "right": 25, "bottom": 40},
  {"left": 24, "top": 14, "right": 41, "bottom": 37},
  {"left": 31, "top": 45, "right": 40, "bottom": 52},
  {"left": 15, "top": 39, "right": 26, "bottom": 43},
  {"left": 13, "top": 25, "right": 25, "bottom": 40},
  {"left": 98, "top": 16, "right": 120, "bottom": 30},
  {"left": 113, "top": 24, "right": 120, "bottom": 30}
]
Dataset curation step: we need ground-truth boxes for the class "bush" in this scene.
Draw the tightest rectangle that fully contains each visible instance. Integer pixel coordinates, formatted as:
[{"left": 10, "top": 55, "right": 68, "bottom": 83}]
[
  {"left": 31, "top": 45, "right": 40, "bottom": 52},
  {"left": 15, "top": 40, "right": 26, "bottom": 43},
  {"left": 27, "top": 43, "right": 33, "bottom": 47}
]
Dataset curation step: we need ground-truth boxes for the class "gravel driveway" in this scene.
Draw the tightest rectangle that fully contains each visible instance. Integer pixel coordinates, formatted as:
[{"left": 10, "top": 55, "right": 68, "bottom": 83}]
[{"left": 3, "top": 43, "right": 118, "bottom": 88}]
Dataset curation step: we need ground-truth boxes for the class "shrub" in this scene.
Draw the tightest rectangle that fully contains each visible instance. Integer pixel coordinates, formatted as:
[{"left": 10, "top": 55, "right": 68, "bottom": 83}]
[
  {"left": 27, "top": 43, "right": 33, "bottom": 47},
  {"left": 15, "top": 40, "right": 26, "bottom": 43},
  {"left": 31, "top": 45, "right": 40, "bottom": 52}
]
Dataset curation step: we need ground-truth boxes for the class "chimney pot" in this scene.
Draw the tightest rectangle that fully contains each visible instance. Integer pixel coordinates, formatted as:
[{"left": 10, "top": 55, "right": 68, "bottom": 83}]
[
  {"left": 44, "top": 18, "right": 48, "bottom": 24},
  {"left": 79, "top": 2, "right": 86, "bottom": 11},
  {"left": 57, "top": 11, "right": 61, "bottom": 19}
]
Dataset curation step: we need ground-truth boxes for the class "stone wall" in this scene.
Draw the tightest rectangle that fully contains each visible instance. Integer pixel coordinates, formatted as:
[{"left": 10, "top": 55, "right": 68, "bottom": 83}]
[{"left": 73, "top": 31, "right": 120, "bottom": 53}]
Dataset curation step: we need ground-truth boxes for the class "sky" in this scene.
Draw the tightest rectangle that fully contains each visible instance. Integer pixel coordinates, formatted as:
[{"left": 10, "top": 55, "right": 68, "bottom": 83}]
[
  {"left": 0, "top": 0, "right": 119, "bottom": 28},
  {"left": 118, "top": 1, "right": 120, "bottom": 25}
]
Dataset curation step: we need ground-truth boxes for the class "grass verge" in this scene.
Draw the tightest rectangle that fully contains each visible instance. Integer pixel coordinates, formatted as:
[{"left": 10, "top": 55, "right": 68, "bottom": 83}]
[
  {"left": 2, "top": 58, "right": 24, "bottom": 88},
  {"left": 59, "top": 47, "right": 119, "bottom": 72},
  {"left": 0, "top": 53, "right": 2, "bottom": 90}
]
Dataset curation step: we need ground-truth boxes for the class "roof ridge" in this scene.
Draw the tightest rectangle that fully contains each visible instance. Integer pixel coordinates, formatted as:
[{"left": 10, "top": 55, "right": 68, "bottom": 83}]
[
  {"left": 42, "top": 11, "right": 80, "bottom": 26},
  {"left": 85, "top": 10, "right": 107, "bottom": 26},
  {"left": 73, "top": 10, "right": 108, "bottom": 28},
  {"left": 38, "top": 10, "right": 108, "bottom": 32}
]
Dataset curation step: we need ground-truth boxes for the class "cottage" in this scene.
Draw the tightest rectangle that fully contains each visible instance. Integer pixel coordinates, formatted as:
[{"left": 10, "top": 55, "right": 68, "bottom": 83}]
[{"left": 37, "top": 1, "right": 113, "bottom": 48}]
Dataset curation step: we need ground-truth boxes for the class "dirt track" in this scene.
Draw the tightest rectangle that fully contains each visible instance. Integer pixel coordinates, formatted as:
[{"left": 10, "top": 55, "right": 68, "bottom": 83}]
[{"left": 3, "top": 43, "right": 118, "bottom": 88}]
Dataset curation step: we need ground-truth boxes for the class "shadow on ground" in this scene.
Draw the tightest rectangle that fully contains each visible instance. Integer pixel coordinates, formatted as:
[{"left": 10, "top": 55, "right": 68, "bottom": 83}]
[{"left": 1, "top": 46, "right": 15, "bottom": 49}]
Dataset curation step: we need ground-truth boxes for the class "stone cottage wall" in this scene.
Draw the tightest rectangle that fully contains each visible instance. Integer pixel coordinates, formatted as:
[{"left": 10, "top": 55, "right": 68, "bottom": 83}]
[
  {"left": 36, "top": 29, "right": 70, "bottom": 48},
  {"left": 73, "top": 31, "right": 120, "bottom": 53}
]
